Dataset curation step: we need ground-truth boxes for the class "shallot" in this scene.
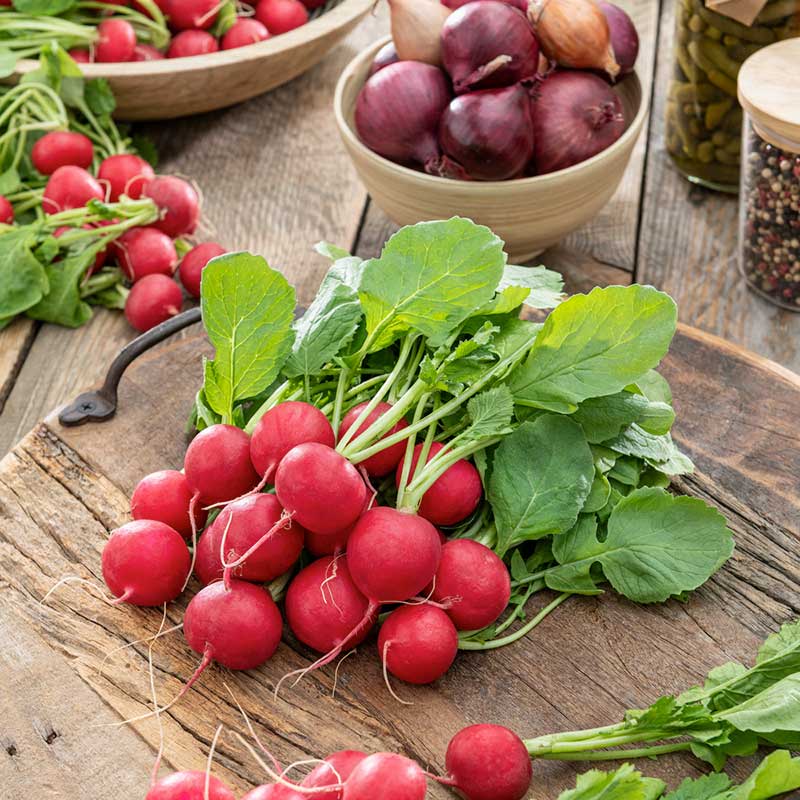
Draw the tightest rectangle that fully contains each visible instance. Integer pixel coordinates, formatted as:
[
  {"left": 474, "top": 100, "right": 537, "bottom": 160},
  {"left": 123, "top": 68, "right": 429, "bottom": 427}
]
[
  {"left": 389, "top": 0, "right": 450, "bottom": 66},
  {"left": 599, "top": 1, "right": 639, "bottom": 74}
]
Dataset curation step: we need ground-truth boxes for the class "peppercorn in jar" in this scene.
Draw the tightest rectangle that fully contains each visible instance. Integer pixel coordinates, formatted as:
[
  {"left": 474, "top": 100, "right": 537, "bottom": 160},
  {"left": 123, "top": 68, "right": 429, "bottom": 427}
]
[{"left": 738, "top": 39, "right": 800, "bottom": 309}]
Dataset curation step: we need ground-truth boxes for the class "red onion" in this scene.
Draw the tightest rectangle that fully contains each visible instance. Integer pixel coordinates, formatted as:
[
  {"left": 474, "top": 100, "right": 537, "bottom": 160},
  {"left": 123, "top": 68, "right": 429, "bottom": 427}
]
[
  {"left": 598, "top": 1, "right": 639, "bottom": 75},
  {"left": 435, "top": 84, "right": 534, "bottom": 181},
  {"left": 369, "top": 41, "right": 399, "bottom": 76},
  {"left": 530, "top": 70, "right": 625, "bottom": 174},
  {"left": 440, "top": 1, "right": 539, "bottom": 94},
  {"left": 442, "top": 0, "right": 526, "bottom": 9},
  {"left": 355, "top": 61, "right": 451, "bottom": 170}
]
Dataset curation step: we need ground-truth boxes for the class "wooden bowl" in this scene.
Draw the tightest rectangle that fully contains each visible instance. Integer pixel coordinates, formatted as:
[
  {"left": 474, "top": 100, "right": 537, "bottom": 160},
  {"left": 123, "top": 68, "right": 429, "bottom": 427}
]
[
  {"left": 11, "top": 0, "right": 373, "bottom": 121},
  {"left": 334, "top": 36, "right": 648, "bottom": 261}
]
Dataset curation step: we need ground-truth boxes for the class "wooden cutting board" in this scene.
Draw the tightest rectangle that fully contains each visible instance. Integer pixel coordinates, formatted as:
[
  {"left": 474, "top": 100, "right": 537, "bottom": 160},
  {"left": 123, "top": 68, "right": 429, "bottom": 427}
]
[{"left": 0, "top": 324, "right": 798, "bottom": 800}]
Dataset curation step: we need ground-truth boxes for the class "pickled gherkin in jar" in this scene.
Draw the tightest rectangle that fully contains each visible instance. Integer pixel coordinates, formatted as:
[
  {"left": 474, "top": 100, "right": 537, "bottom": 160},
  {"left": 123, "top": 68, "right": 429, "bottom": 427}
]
[{"left": 666, "top": 0, "right": 800, "bottom": 192}]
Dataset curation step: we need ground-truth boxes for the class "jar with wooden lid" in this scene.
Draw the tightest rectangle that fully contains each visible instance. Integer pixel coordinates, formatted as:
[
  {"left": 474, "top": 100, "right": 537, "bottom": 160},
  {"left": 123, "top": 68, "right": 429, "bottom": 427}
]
[
  {"left": 666, "top": 0, "right": 799, "bottom": 193},
  {"left": 738, "top": 39, "right": 800, "bottom": 309}
]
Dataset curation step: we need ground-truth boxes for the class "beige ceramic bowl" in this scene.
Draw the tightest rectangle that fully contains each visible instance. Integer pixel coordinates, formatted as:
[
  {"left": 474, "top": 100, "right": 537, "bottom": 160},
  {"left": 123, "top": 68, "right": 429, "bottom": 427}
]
[{"left": 334, "top": 35, "right": 648, "bottom": 261}]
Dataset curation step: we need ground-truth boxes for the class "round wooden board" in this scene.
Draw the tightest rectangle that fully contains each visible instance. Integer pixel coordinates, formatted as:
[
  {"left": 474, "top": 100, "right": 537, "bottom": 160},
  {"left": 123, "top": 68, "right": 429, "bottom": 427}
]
[{"left": 0, "top": 324, "right": 798, "bottom": 799}]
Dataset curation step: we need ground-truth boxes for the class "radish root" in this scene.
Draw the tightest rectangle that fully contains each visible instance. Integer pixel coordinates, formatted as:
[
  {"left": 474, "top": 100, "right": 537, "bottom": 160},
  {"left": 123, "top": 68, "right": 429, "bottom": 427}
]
[{"left": 381, "top": 640, "right": 413, "bottom": 706}]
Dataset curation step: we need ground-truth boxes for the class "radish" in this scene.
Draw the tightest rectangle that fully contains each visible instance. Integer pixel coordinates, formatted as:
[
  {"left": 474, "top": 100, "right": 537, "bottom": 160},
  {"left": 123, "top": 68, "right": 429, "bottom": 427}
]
[
  {"left": 145, "top": 175, "right": 200, "bottom": 237},
  {"left": 125, "top": 274, "right": 183, "bottom": 332},
  {"left": 395, "top": 441, "right": 482, "bottom": 526},
  {"left": 133, "top": 43, "right": 167, "bottom": 60},
  {"left": 250, "top": 401, "right": 335, "bottom": 482},
  {"left": 222, "top": 17, "right": 270, "bottom": 49},
  {"left": 42, "top": 166, "right": 104, "bottom": 213},
  {"left": 194, "top": 493, "right": 304, "bottom": 585},
  {"left": 285, "top": 556, "right": 373, "bottom": 653},
  {"left": 444, "top": 724, "right": 532, "bottom": 800},
  {"left": 242, "top": 786, "right": 305, "bottom": 800},
  {"left": 146, "top": 771, "right": 236, "bottom": 800},
  {"left": 31, "top": 131, "right": 93, "bottom": 176},
  {"left": 275, "top": 443, "right": 366, "bottom": 535},
  {"left": 378, "top": 604, "right": 458, "bottom": 684},
  {"left": 167, "top": 0, "right": 219, "bottom": 30},
  {"left": 116, "top": 226, "right": 178, "bottom": 281},
  {"left": 0, "top": 195, "right": 12, "bottom": 224},
  {"left": 338, "top": 402, "right": 409, "bottom": 477},
  {"left": 131, "top": 469, "right": 207, "bottom": 539},
  {"left": 95, "top": 18, "right": 137, "bottom": 62},
  {"left": 179, "top": 242, "right": 226, "bottom": 298},
  {"left": 342, "top": 753, "right": 427, "bottom": 800},
  {"left": 304, "top": 525, "right": 352, "bottom": 557},
  {"left": 69, "top": 48, "right": 92, "bottom": 62},
  {"left": 168, "top": 29, "right": 220, "bottom": 57},
  {"left": 97, "top": 154, "right": 155, "bottom": 201},
  {"left": 184, "top": 423, "right": 259, "bottom": 506},
  {"left": 302, "top": 750, "right": 367, "bottom": 800},
  {"left": 101, "top": 520, "right": 190, "bottom": 606},
  {"left": 254, "top": 0, "right": 308, "bottom": 34},
  {"left": 430, "top": 539, "right": 510, "bottom": 631}
]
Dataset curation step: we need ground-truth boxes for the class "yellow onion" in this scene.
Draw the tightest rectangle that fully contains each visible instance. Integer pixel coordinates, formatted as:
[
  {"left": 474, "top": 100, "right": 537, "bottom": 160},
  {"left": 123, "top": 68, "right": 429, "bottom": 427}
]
[
  {"left": 528, "top": 0, "right": 620, "bottom": 78},
  {"left": 389, "top": 0, "right": 451, "bottom": 66}
]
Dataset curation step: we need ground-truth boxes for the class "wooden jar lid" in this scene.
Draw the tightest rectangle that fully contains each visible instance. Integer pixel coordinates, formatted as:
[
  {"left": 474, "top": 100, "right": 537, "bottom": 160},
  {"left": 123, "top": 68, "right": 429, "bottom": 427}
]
[{"left": 738, "top": 38, "right": 800, "bottom": 151}]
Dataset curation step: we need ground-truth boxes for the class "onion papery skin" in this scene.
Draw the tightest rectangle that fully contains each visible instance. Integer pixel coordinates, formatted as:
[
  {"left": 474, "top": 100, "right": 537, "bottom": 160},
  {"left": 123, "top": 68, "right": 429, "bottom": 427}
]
[
  {"left": 599, "top": 0, "right": 639, "bottom": 75},
  {"left": 389, "top": 0, "right": 451, "bottom": 66},
  {"left": 440, "top": 1, "right": 540, "bottom": 95}
]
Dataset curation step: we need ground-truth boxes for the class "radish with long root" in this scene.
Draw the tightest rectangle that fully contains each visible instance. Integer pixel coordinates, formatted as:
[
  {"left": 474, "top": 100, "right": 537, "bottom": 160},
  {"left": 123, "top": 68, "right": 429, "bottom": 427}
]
[
  {"left": 302, "top": 750, "right": 367, "bottom": 800},
  {"left": 342, "top": 753, "right": 427, "bottom": 800},
  {"left": 146, "top": 772, "right": 236, "bottom": 800}
]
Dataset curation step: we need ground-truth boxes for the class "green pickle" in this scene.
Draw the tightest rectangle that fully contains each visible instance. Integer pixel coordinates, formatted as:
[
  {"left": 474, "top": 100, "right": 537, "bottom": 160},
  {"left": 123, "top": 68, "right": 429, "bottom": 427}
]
[{"left": 666, "top": 0, "right": 800, "bottom": 192}]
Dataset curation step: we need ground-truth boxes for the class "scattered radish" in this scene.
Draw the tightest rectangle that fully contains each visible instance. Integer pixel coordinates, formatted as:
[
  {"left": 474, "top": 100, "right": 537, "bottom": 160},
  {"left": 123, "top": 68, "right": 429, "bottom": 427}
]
[
  {"left": 304, "top": 524, "right": 352, "bottom": 557},
  {"left": 179, "top": 242, "right": 226, "bottom": 298},
  {"left": 146, "top": 771, "right": 236, "bottom": 800},
  {"left": 101, "top": 520, "right": 191, "bottom": 606},
  {"left": 168, "top": 29, "right": 219, "bottom": 57},
  {"left": 42, "top": 166, "right": 104, "bottom": 213},
  {"left": 166, "top": 0, "right": 219, "bottom": 30},
  {"left": 68, "top": 48, "right": 92, "bottom": 63},
  {"left": 222, "top": 18, "right": 270, "bottom": 49},
  {"left": 95, "top": 18, "right": 137, "bottom": 62},
  {"left": 241, "top": 787, "right": 304, "bottom": 800},
  {"left": 145, "top": 175, "right": 200, "bottom": 237},
  {"left": 342, "top": 753, "right": 427, "bottom": 800},
  {"left": 302, "top": 750, "right": 367, "bottom": 800},
  {"left": 125, "top": 273, "right": 183, "bottom": 332},
  {"left": 131, "top": 469, "right": 207, "bottom": 539},
  {"left": 255, "top": 0, "right": 309, "bottom": 34},
  {"left": 338, "top": 401, "right": 409, "bottom": 477},
  {"left": 32, "top": 131, "right": 93, "bottom": 176},
  {"left": 116, "top": 226, "right": 178, "bottom": 281},
  {"left": 98, "top": 153, "right": 155, "bottom": 201},
  {"left": 0, "top": 195, "right": 12, "bottom": 224}
]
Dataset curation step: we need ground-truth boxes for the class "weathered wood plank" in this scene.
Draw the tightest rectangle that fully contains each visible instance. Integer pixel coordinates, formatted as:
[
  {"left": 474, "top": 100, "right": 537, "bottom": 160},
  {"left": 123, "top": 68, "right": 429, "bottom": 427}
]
[{"left": 0, "top": 318, "right": 37, "bottom": 412}]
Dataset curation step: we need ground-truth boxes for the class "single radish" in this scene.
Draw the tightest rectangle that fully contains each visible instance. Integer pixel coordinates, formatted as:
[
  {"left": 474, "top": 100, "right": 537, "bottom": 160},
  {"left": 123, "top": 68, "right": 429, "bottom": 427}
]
[
  {"left": 116, "top": 226, "right": 178, "bottom": 281},
  {"left": 167, "top": 0, "right": 219, "bottom": 29},
  {"left": 184, "top": 424, "right": 259, "bottom": 506},
  {"left": 0, "top": 195, "right": 12, "bottom": 224},
  {"left": 69, "top": 48, "right": 92, "bottom": 62},
  {"left": 179, "top": 242, "right": 226, "bottom": 298},
  {"left": 338, "top": 401, "right": 409, "bottom": 477},
  {"left": 146, "top": 771, "right": 236, "bottom": 800},
  {"left": 275, "top": 443, "right": 366, "bottom": 535},
  {"left": 378, "top": 604, "right": 458, "bottom": 684},
  {"left": 133, "top": 43, "right": 166, "bottom": 59},
  {"left": 444, "top": 724, "right": 532, "bottom": 800},
  {"left": 430, "top": 539, "right": 510, "bottom": 631},
  {"left": 304, "top": 525, "right": 352, "bottom": 557},
  {"left": 42, "top": 166, "right": 104, "bottom": 213},
  {"left": 222, "top": 17, "right": 270, "bottom": 49},
  {"left": 95, "top": 18, "right": 137, "bottom": 62},
  {"left": 395, "top": 441, "right": 482, "bottom": 526},
  {"left": 301, "top": 751, "right": 367, "bottom": 800},
  {"left": 342, "top": 754, "right": 427, "bottom": 800},
  {"left": 285, "top": 556, "right": 373, "bottom": 653},
  {"left": 194, "top": 493, "right": 304, "bottom": 585},
  {"left": 31, "top": 131, "right": 93, "bottom": 175},
  {"left": 125, "top": 274, "right": 183, "bottom": 332},
  {"left": 98, "top": 154, "right": 155, "bottom": 201},
  {"left": 242, "top": 786, "right": 304, "bottom": 800},
  {"left": 131, "top": 469, "right": 207, "bottom": 539},
  {"left": 145, "top": 175, "right": 200, "bottom": 237},
  {"left": 254, "top": 0, "right": 308, "bottom": 34},
  {"left": 168, "top": 29, "right": 219, "bottom": 57},
  {"left": 101, "top": 520, "right": 190, "bottom": 606}
]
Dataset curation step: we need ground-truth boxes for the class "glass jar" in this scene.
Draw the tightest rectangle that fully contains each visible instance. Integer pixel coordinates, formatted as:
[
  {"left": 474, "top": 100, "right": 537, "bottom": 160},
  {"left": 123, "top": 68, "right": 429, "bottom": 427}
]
[
  {"left": 738, "top": 39, "right": 800, "bottom": 310},
  {"left": 666, "top": 0, "right": 800, "bottom": 193}
]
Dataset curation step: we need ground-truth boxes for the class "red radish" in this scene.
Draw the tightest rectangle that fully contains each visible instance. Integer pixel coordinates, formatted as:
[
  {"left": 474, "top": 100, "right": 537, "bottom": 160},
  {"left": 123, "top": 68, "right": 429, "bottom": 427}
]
[
  {"left": 222, "top": 17, "right": 270, "bottom": 49},
  {"left": 42, "top": 166, "right": 103, "bottom": 213},
  {"left": 305, "top": 525, "right": 352, "bottom": 557},
  {"left": 95, "top": 18, "right": 137, "bottom": 62},
  {"left": 179, "top": 242, "right": 226, "bottom": 298},
  {"left": 124, "top": 274, "right": 183, "bottom": 332},
  {"left": 131, "top": 469, "right": 207, "bottom": 539},
  {"left": 145, "top": 175, "right": 200, "bottom": 237},
  {"left": 445, "top": 724, "right": 532, "bottom": 800},
  {"left": 68, "top": 48, "right": 92, "bottom": 62},
  {"left": 343, "top": 754, "right": 427, "bottom": 800},
  {"left": 338, "top": 402, "right": 409, "bottom": 477},
  {"left": 146, "top": 771, "right": 236, "bottom": 800},
  {"left": 101, "top": 520, "right": 190, "bottom": 606},
  {"left": 0, "top": 195, "right": 12, "bottom": 224},
  {"left": 97, "top": 154, "right": 155, "bottom": 201},
  {"left": 378, "top": 604, "right": 458, "bottom": 684},
  {"left": 431, "top": 539, "right": 510, "bottom": 630},
  {"left": 254, "top": 0, "right": 308, "bottom": 34},
  {"left": 285, "top": 556, "right": 373, "bottom": 653},
  {"left": 395, "top": 442, "right": 482, "bottom": 526},
  {"left": 242, "top": 787, "right": 303, "bottom": 800},
  {"left": 166, "top": 0, "right": 219, "bottom": 29},
  {"left": 302, "top": 751, "right": 367, "bottom": 800},
  {"left": 168, "top": 29, "right": 219, "bottom": 57},
  {"left": 184, "top": 424, "right": 259, "bottom": 506},
  {"left": 275, "top": 443, "right": 366, "bottom": 535},
  {"left": 133, "top": 43, "right": 166, "bottom": 60},
  {"left": 194, "top": 493, "right": 304, "bottom": 585},
  {"left": 599, "top": 1, "right": 639, "bottom": 75},
  {"left": 53, "top": 224, "right": 106, "bottom": 272},
  {"left": 116, "top": 226, "right": 178, "bottom": 281},
  {"left": 32, "top": 131, "right": 93, "bottom": 175},
  {"left": 368, "top": 41, "right": 399, "bottom": 76}
]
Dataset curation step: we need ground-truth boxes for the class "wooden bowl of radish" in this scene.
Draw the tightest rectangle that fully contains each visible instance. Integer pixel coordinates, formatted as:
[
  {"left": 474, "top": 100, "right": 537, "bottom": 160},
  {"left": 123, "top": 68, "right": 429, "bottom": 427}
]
[
  {"left": 8, "top": 0, "right": 373, "bottom": 120},
  {"left": 333, "top": 0, "right": 648, "bottom": 261}
]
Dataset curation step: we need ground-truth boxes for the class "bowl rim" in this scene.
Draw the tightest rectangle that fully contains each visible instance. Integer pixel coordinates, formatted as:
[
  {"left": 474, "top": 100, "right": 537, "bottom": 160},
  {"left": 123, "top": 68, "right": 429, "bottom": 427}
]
[
  {"left": 334, "top": 34, "right": 650, "bottom": 191},
  {"left": 12, "top": 0, "right": 373, "bottom": 79}
]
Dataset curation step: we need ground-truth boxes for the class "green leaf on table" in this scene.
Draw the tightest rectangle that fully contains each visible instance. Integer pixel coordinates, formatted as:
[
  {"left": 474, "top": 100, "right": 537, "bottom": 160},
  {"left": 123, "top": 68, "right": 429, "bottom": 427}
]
[
  {"left": 201, "top": 252, "right": 295, "bottom": 423},
  {"left": 718, "top": 674, "right": 800, "bottom": 734},
  {"left": 558, "top": 763, "right": 665, "bottom": 800},
  {"left": 358, "top": 218, "right": 505, "bottom": 350},
  {"left": 0, "top": 228, "right": 49, "bottom": 319},
  {"left": 12, "top": 0, "right": 76, "bottom": 14},
  {"left": 637, "top": 400, "right": 676, "bottom": 435},
  {"left": 732, "top": 750, "right": 800, "bottom": 800},
  {"left": 572, "top": 392, "right": 650, "bottom": 443},
  {"left": 84, "top": 78, "right": 116, "bottom": 116},
  {"left": 663, "top": 772, "right": 732, "bottom": 800},
  {"left": 499, "top": 264, "right": 564, "bottom": 309},
  {"left": 630, "top": 369, "right": 673, "bottom": 404},
  {"left": 607, "top": 455, "right": 642, "bottom": 486},
  {"left": 488, "top": 415, "right": 594, "bottom": 556},
  {"left": 547, "top": 515, "right": 606, "bottom": 594},
  {"left": 26, "top": 251, "right": 94, "bottom": 327},
  {"left": 509, "top": 285, "right": 677, "bottom": 413},
  {"left": 475, "top": 284, "right": 532, "bottom": 316},
  {"left": 315, "top": 241, "right": 352, "bottom": 262},
  {"left": 604, "top": 424, "right": 694, "bottom": 476}
]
